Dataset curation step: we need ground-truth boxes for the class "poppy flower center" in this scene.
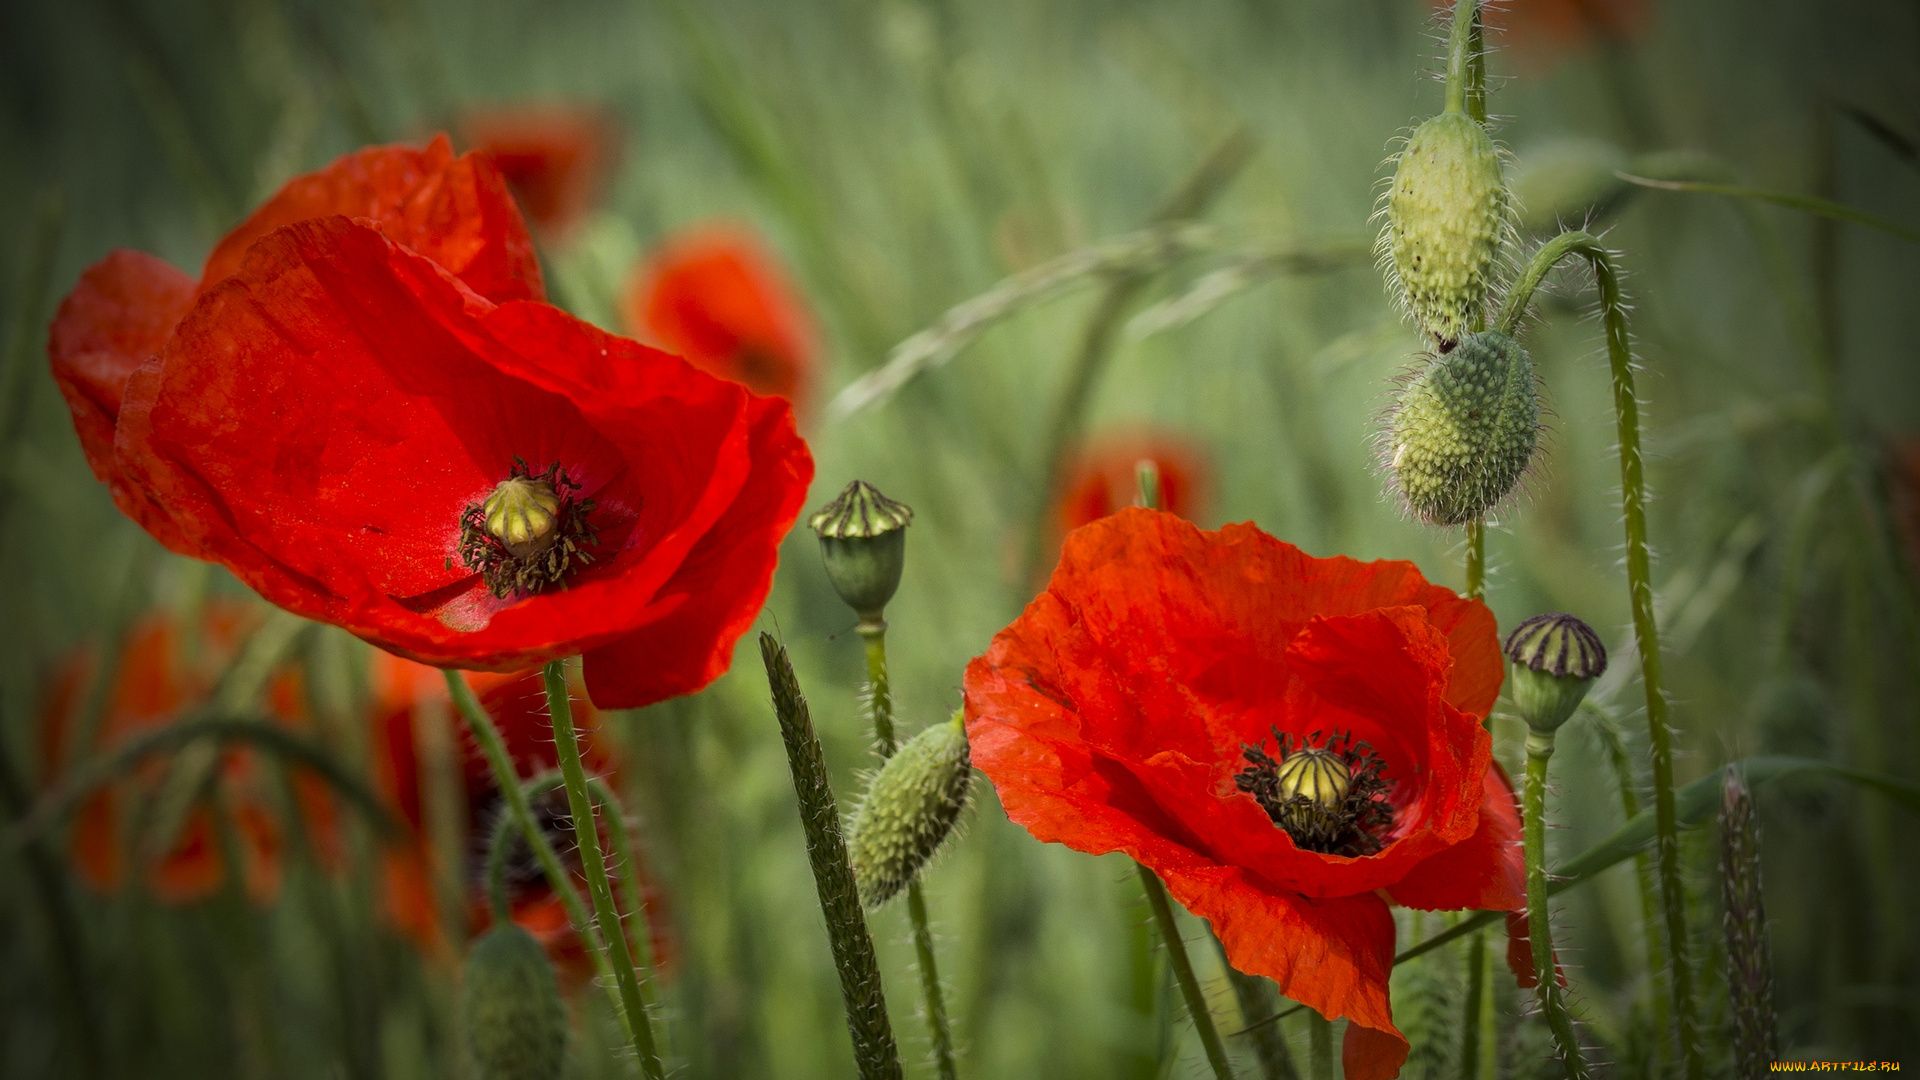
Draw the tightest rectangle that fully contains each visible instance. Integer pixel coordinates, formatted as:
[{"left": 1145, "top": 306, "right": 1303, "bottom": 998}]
[
  {"left": 457, "top": 458, "right": 598, "bottom": 598},
  {"left": 1235, "top": 729, "right": 1394, "bottom": 856}
]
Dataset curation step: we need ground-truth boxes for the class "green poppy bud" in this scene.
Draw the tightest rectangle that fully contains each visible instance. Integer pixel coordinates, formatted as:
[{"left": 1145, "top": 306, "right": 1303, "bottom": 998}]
[
  {"left": 1510, "top": 138, "right": 1631, "bottom": 234},
  {"left": 1385, "top": 111, "right": 1508, "bottom": 344},
  {"left": 1504, "top": 612, "right": 1607, "bottom": 734},
  {"left": 847, "top": 710, "right": 972, "bottom": 907},
  {"left": 810, "top": 480, "right": 913, "bottom": 623},
  {"left": 461, "top": 924, "right": 567, "bottom": 1080},
  {"left": 1387, "top": 329, "right": 1539, "bottom": 526}
]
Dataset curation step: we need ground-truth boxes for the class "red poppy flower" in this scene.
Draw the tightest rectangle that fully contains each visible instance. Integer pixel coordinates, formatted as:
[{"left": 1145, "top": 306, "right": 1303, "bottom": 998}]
[
  {"left": 369, "top": 654, "right": 673, "bottom": 982},
  {"left": 624, "top": 226, "right": 816, "bottom": 407},
  {"left": 464, "top": 105, "right": 618, "bottom": 238},
  {"left": 48, "top": 136, "right": 543, "bottom": 556},
  {"left": 108, "top": 213, "right": 810, "bottom": 708},
  {"left": 38, "top": 602, "right": 338, "bottom": 904},
  {"left": 963, "top": 510, "right": 1528, "bottom": 1080},
  {"left": 1046, "top": 431, "right": 1209, "bottom": 571}
]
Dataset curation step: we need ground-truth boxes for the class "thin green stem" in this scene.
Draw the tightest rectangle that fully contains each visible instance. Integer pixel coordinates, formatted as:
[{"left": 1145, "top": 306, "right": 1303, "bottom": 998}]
[
  {"left": 1615, "top": 172, "right": 1920, "bottom": 247},
  {"left": 1464, "top": 518, "right": 1487, "bottom": 600},
  {"left": 544, "top": 661, "right": 663, "bottom": 1079},
  {"left": 441, "top": 672, "right": 622, "bottom": 1005},
  {"left": 760, "top": 633, "right": 904, "bottom": 1080},
  {"left": 1218, "top": 954, "right": 1298, "bottom": 1080},
  {"left": 861, "top": 623, "right": 896, "bottom": 753},
  {"left": 1445, "top": 0, "right": 1478, "bottom": 116},
  {"left": 1523, "top": 731, "right": 1592, "bottom": 1078},
  {"left": 1497, "top": 229, "right": 1700, "bottom": 1079},
  {"left": 862, "top": 622, "right": 957, "bottom": 1080},
  {"left": 1135, "top": 864, "right": 1235, "bottom": 1080},
  {"left": 907, "top": 883, "right": 959, "bottom": 1080},
  {"left": 1460, "top": 929, "right": 1485, "bottom": 1080},
  {"left": 1594, "top": 709, "right": 1673, "bottom": 1073}
]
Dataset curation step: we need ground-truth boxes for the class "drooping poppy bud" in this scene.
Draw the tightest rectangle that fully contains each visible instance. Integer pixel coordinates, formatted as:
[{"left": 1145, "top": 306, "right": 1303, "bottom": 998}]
[
  {"left": 809, "top": 480, "right": 913, "bottom": 624},
  {"left": 1385, "top": 111, "right": 1508, "bottom": 344},
  {"left": 1388, "top": 329, "right": 1540, "bottom": 526},
  {"left": 460, "top": 924, "right": 568, "bottom": 1080},
  {"left": 846, "top": 710, "right": 972, "bottom": 907},
  {"left": 1503, "top": 612, "right": 1606, "bottom": 733}
]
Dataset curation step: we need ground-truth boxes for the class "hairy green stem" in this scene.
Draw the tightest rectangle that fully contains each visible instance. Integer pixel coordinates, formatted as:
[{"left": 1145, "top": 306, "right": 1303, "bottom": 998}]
[
  {"left": 1498, "top": 229, "right": 1700, "bottom": 1080},
  {"left": 441, "top": 674, "right": 623, "bottom": 1004},
  {"left": 1136, "top": 864, "right": 1235, "bottom": 1080},
  {"left": 1594, "top": 710, "right": 1673, "bottom": 1073},
  {"left": 483, "top": 770, "right": 660, "bottom": 992},
  {"left": 544, "top": 661, "right": 663, "bottom": 1078},
  {"left": 1524, "top": 731, "right": 1592, "bottom": 1078},
  {"left": 1464, "top": 518, "right": 1487, "bottom": 600},
  {"left": 859, "top": 625, "right": 957, "bottom": 1080},
  {"left": 760, "top": 633, "right": 904, "bottom": 1080},
  {"left": 1444, "top": 0, "right": 1478, "bottom": 116},
  {"left": 1220, "top": 958, "right": 1298, "bottom": 1080}
]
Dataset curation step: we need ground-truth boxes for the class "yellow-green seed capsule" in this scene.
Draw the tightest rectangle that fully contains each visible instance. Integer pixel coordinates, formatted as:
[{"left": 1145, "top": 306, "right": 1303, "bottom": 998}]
[
  {"left": 1386, "top": 111, "right": 1507, "bottom": 344},
  {"left": 847, "top": 710, "right": 972, "bottom": 907},
  {"left": 461, "top": 925, "right": 567, "bottom": 1080},
  {"left": 482, "top": 476, "right": 562, "bottom": 558},
  {"left": 1388, "top": 330, "right": 1539, "bottom": 526}
]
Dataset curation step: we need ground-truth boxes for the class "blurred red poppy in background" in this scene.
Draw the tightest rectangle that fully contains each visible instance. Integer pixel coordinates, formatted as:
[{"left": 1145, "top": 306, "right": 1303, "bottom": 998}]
[
  {"left": 464, "top": 105, "right": 618, "bottom": 238},
  {"left": 1889, "top": 437, "right": 1920, "bottom": 577},
  {"left": 1440, "top": 0, "right": 1650, "bottom": 71},
  {"left": 48, "top": 137, "right": 542, "bottom": 556},
  {"left": 1055, "top": 429, "right": 1208, "bottom": 533},
  {"left": 369, "top": 655, "right": 672, "bottom": 982},
  {"left": 107, "top": 214, "right": 811, "bottom": 708},
  {"left": 964, "top": 510, "right": 1528, "bottom": 1080},
  {"left": 38, "top": 602, "right": 337, "bottom": 904},
  {"left": 625, "top": 226, "right": 817, "bottom": 408}
]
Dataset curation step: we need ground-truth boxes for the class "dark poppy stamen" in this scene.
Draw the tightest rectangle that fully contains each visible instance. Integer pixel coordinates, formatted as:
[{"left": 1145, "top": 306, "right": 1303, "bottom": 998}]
[
  {"left": 1235, "top": 728, "right": 1394, "bottom": 856},
  {"left": 456, "top": 458, "right": 598, "bottom": 598}
]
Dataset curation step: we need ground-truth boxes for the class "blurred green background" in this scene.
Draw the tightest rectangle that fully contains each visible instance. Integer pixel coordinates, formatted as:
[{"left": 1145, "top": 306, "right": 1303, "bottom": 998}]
[{"left": 3, "top": 0, "right": 1919, "bottom": 1076}]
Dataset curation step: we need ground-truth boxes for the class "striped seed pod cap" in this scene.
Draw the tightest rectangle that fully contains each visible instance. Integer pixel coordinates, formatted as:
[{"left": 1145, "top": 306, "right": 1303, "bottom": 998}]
[
  {"left": 1503, "top": 613, "right": 1606, "bottom": 733},
  {"left": 810, "top": 480, "right": 913, "bottom": 621}
]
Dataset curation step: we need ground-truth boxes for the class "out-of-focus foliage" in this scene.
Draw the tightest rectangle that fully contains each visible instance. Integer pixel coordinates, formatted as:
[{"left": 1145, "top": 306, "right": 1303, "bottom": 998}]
[{"left": 2, "top": 0, "right": 1917, "bottom": 1077}]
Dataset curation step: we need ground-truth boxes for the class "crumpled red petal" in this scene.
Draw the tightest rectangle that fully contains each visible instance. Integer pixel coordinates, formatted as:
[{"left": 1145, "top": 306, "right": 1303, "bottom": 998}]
[
  {"left": 199, "top": 135, "right": 544, "bottom": 305},
  {"left": 46, "top": 249, "right": 199, "bottom": 551},
  {"left": 115, "top": 215, "right": 810, "bottom": 705}
]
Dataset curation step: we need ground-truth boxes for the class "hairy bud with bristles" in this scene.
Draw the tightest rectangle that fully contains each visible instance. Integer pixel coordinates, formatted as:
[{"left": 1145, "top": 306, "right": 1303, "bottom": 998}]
[
  {"left": 847, "top": 710, "right": 972, "bottom": 907},
  {"left": 1387, "top": 330, "right": 1538, "bottom": 526},
  {"left": 460, "top": 924, "right": 567, "bottom": 1080},
  {"left": 1385, "top": 111, "right": 1507, "bottom": 344}
]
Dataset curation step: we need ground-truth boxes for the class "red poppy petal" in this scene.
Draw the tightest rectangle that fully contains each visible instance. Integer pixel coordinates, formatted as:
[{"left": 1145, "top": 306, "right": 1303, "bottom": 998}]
[
  {"left": 1159, "top": 866, "right": 1406, "bottom": 1080},
  {"left": 581, "top": 391, "right": 812, "bottom": 709},
  {"left": 46, "top": 249, "right": 199, "bottom": 552},
  {"left": 629, "top": 227, "right": 815, "bottom": 405},
  {"left": 1387, "top": 760, "right": 1526, "bottom": 912},
  {"left": 119, "top": 215, "right": 800, "bottom": 675},
  {"left": 200, "top": 135, "right": 543, "bottom": 304}
]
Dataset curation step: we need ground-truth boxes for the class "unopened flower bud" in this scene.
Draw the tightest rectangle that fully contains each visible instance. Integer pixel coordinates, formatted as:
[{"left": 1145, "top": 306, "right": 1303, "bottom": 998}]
[
  {"left": 1388, "top": 329, "right": 1539, "bottom": 526},
  {"left": 847, "top": 710, "right": 972, "bottom": 907},
  {"left": 810, "top": 480, "right": 913, "bottom": 622},
  {"left": 1504, "top": 613, "right": 1607, "bottom": 734},
  {"left": 461, "top": 924, "right": 567, "bottom": 1080},
  {"left": 484, "top": 476, "right": 562, "bottom": 557},
  {"left": 1385, "top": 111, "right": 1508, "bottom": 344}
]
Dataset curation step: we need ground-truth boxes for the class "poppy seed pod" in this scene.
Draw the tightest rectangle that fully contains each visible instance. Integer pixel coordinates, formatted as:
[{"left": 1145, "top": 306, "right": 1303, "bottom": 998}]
[
  {"left": 1503, "top": 613, "right": 1607, "bottom": 734},
  {"left": 847, "top": 710, "right": 972, "bottom": 907},
  {"left": 810, "top": 480, "right": 913, "bottom": 623},
  {"left": 460, "top": 924, "right": 567, "bottom": 1080},
  {"left": 1389, "top": 330, "right": 1539, "bottom": 526},
  {"left": 1386, "top": 111, "right": 1508, "bottom": 344}
]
